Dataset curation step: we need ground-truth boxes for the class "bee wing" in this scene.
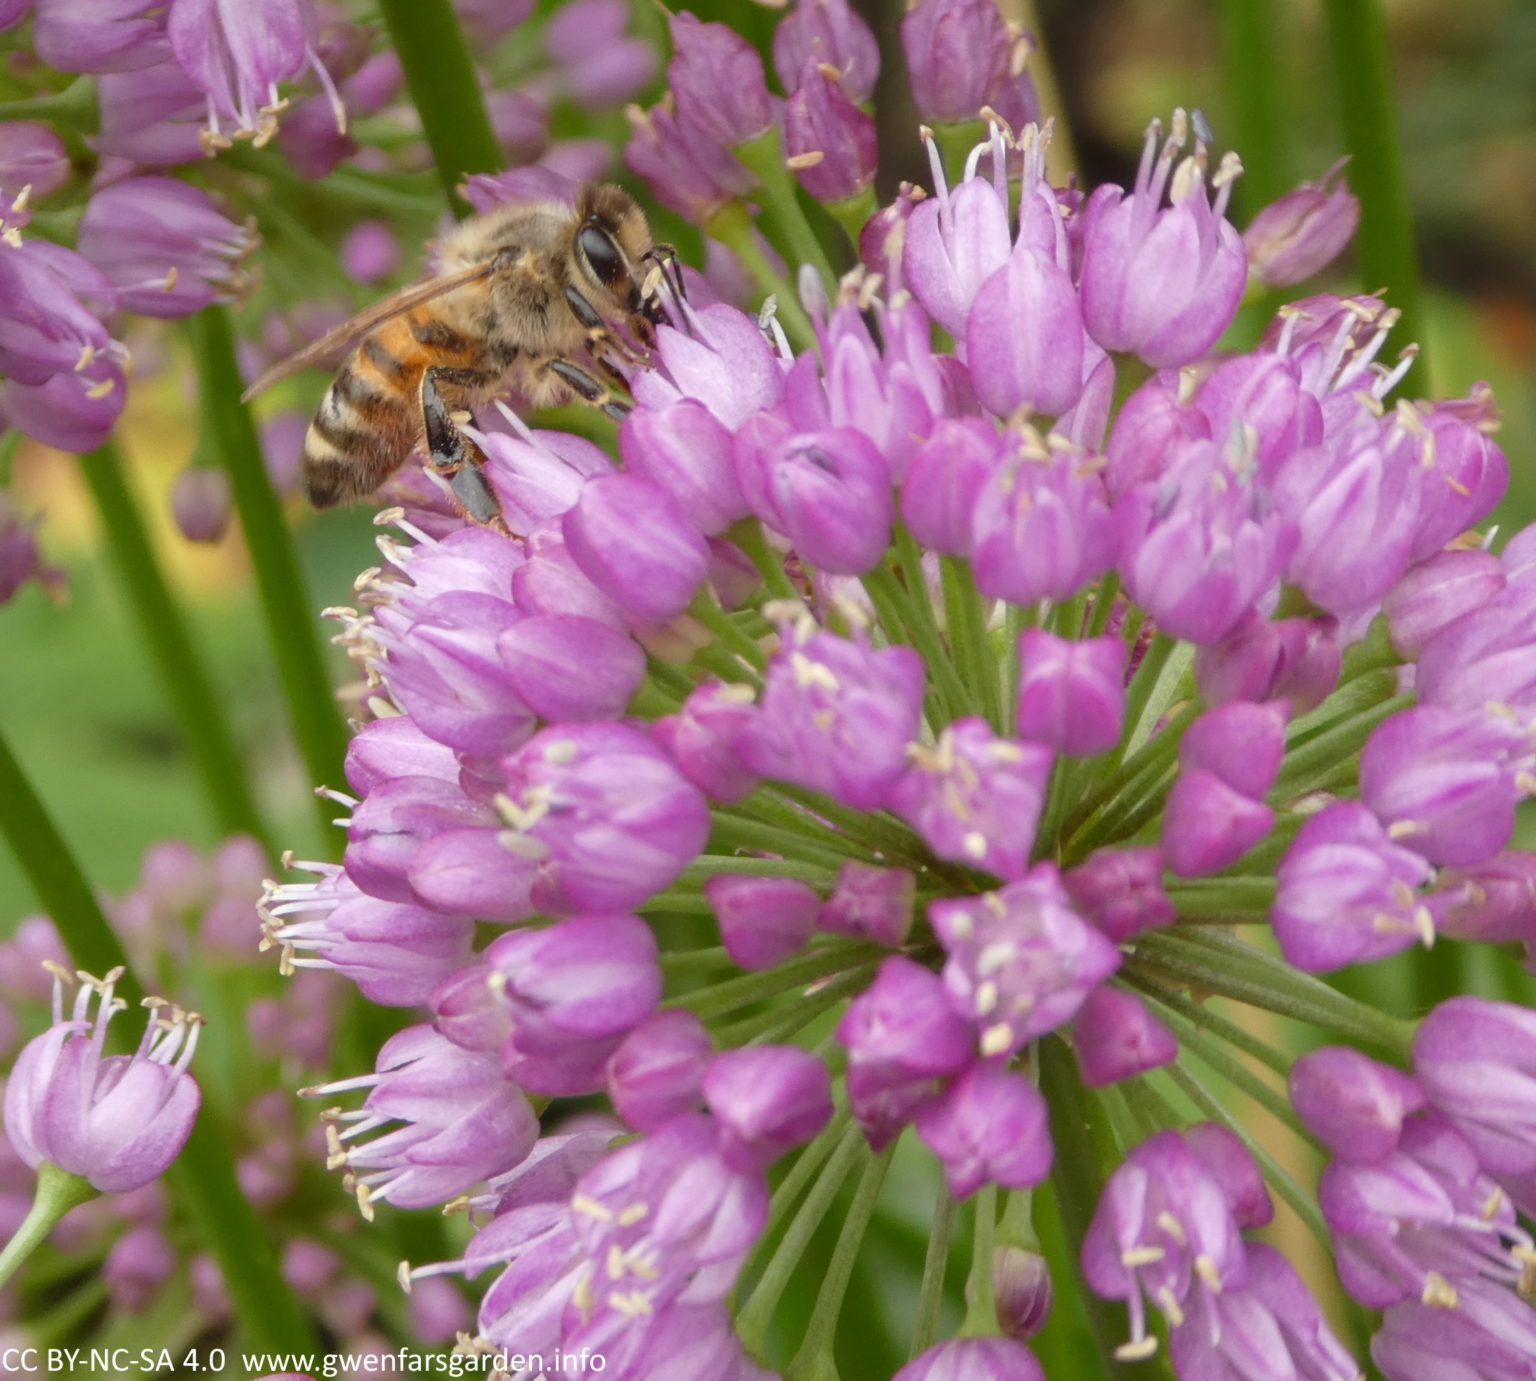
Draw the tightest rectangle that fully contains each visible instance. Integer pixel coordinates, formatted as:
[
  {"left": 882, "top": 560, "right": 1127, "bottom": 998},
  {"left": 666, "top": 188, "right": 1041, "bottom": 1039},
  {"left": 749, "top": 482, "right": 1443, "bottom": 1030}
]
[{"left": 239, "top": 261, "right": 498, "bottom": 402}]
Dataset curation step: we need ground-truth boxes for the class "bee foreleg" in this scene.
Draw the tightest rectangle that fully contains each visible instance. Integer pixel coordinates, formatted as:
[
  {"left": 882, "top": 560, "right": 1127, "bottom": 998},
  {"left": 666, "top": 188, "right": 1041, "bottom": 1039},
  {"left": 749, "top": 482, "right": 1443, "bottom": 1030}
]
[
  {"left": 419, "top": 367, "right": 507, "bottom": 531},
  {"left": 545, "top": 358, "right": 631, "bottom": 424}
]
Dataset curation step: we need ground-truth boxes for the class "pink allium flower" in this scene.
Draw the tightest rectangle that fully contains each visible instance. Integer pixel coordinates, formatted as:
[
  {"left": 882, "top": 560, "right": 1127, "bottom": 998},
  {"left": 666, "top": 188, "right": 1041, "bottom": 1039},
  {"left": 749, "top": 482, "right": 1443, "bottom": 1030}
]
[{"left": 4, "top": 967, "right": 201, "bottom": 1194}]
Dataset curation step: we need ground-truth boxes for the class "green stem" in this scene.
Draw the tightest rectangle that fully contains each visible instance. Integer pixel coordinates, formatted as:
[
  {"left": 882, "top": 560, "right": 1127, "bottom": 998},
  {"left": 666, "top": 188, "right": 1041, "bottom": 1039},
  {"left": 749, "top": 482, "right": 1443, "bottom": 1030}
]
[
  {"left": 738, "top": 1122, "right": 865, "bottom": 1353},
  {"left": 678, "top": 854, "right": 838, "bottom": 886},
  {"left": 1162, "top": 876, "right": 1277, "bottom": 921},
  {"left": 958, "top": 1184, "right": 999, "bottom": 1337},
  {"left": 1117, "top": 634, "right": 1192, "bottom": 762},
  {"left": 707, "top": 813, "right": 864, "bottom": 874},
  {"left": 1272, "top": 687, "right": 1413, "bottom": 798},
  {"left": 1131, "top": 929, "right": 1416, "bottom": 1056},
  {"left": 670, "top": 946, "right": 877, "bottom": 1021},
  {"left": 1321, "top": 0, "right": 1427, "bottom": 390},
  {"left": 375, "top": 0, "right": 503, "bottom": 215},
  {"left": 1121, "top": 972, "right": 1291, "bottom": 1078},
  {"left": 788, "top": 1143, "right": 894, "bottom": 1380},
  {"left": 732, "top": 519, "right": 803, "bottom": 604},
  {"left": 77, "top": 444, "right": 273, "bottom": 854},
  {"left": 0, "top": 75, "right": 97, "bottom": 128},
  {"left": 691, "top": 587, "right": 769, "bottom": 671},
  {"left": 908, "top": 1188, "right": 957, "bottom": 1359},
  {"left": 0, "top": 726, "right": 316, "bottom": 1351},
  {"left": 864, "top": 564, "right": 971, "bottom": 727},
  {"left": 0, "top": 723, "right": 145, "bottom": 989},
  {"left": 1038, "top": 1039, "right": 1141, "bottom": 1379},
  {"left": 941, "top": 556, "right": 1002, "bottom": 731},
  {"left": 0, "top": 1165, "right": 96, "bottom": 1292},
  {"left": 735, "top": 128, "right": 838, "bottom": 287},
  {"left": 1144, "top": 992, "right": 1313, "bottom": 1144},
  {"left": 189, "top": 309, "right": 349, "bottom": 841},
  {"left": 1001, "top": 603, "right": 1026, "bottom": 735},
  {"left": 716, "top": 967, "right": 871, "bottom": 1046},
  {"left": 705, "top": 201, "right": 817, "bottom": 352},
  {"left": 1216, "top": 0, "right": 1294, "bottom": 217}
]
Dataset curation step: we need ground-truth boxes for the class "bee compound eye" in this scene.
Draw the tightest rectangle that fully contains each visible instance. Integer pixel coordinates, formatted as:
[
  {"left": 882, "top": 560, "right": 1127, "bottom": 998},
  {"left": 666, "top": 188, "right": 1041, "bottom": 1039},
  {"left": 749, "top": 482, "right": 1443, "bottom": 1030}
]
[{"left": 578, "top": 224, "right": 627, "bottom": 289}]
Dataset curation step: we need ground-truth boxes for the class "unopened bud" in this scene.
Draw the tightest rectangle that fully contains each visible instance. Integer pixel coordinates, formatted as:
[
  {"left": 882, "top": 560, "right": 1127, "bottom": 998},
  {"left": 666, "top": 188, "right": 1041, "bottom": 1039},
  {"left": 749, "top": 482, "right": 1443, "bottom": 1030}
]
[{"left": 993, "top": 1245, "right": 1053, "bottom": 1339}]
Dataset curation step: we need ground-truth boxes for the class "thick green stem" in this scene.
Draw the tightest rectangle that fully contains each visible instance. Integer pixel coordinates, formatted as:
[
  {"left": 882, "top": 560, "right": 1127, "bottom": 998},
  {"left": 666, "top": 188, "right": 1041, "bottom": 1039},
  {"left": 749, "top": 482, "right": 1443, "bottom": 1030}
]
[
  {"left": 0, "top": 1165, "right": 96, "bottom": 1292},
  {"left": 0, "top": 725, "right": 316, "bottom": 1351},
  {"left": 789, "top": 1143, "right": 894, "bottom": 1380},
  {"left": 77, "top": 444, "right": 273, "bottom": 853},
  {"left": 1217, "top": 0, "right": 1293, "bottom": 217},
  {"left": 190, "top": 309, "right": 349, "bottom": 840},
  {"left": 375, "top": 0, "right": 503, "bottom": 215},
  {"left": 1321, "top": 0, "right": 1427, "bottom": 390},
  {"left": 735, "top": 128, "right": 838, "bottom": 288}
]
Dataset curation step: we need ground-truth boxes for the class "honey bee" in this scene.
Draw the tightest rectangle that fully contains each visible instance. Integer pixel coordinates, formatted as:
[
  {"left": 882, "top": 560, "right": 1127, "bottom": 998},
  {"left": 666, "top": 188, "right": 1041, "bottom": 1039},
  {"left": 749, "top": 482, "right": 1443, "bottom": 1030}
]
[{"left": 242, "top": 182, "right": 676, "bottom": 525}]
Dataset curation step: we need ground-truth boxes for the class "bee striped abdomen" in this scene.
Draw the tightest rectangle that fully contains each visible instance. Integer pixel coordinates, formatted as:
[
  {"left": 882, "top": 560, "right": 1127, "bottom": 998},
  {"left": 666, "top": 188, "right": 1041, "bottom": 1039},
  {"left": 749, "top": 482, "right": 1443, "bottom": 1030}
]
[{"left": 299, "top": 307, "right": 486, "bottom": 508}]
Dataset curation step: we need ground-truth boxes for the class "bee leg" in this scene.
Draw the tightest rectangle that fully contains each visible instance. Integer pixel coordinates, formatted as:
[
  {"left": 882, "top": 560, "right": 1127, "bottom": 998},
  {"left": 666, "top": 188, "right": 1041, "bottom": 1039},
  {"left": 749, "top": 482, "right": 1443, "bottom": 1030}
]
[
  {"left": 419, "top": 367, "right": 507, "bottom": 531},
  {"left": 564, "top": 286, "right": 648, "bottom": 369},
  {"left": 545, "top": 358, "right": 631, "bottom": 424},
  {"left": 642, "top": 243, "right": 686, "bottom": 302}
]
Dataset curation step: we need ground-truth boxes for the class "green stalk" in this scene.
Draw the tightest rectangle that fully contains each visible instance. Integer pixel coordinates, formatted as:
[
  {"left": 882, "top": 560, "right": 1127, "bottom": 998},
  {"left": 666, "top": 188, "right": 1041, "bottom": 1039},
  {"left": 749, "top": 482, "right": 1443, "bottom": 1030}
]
[
  {"left": 708, "top": 813, "right": 867, "bottom": 874},
  {"left": 77, "top": 444, "right": 273, "bottom": 854},
  {"left": 732, "top": 519, "right": 803, "bottom": 604},
  {"left": 0, "top": 724, "right": 146, "bottom": 988},
  {"left": 1321, "top": 0, "right": 1428, "bottom": 389},
  {"left": 1038, "top": 1039, "right": 1142, "bottom": 1380},
  {"left": 738, "top": 1123, "right": 865, "bottom": 1353},
  {"left": 716, "top": 967, "right": 871, "bottom": 1046},
  {"left": 1117, "top": 635, "right": 1192, "bottom": 762},
  {"left": 0, "top": 1165, "right": 95, "bottom": 1292},
  {"left": 788, "top": 1143, "right": 894, "bottom": 1380},
  {"left": 1272, "top": 690, "right": 1413, "bottom": 798},
  {"left": 691, "top": 588, "right": 770, "bottom": 671},
  {"left": 958, "top": 1184, "right": 999, "bottom": 1337},
  {"left": 940, "top": 556, "right": 1002, "bottom": 731},
  {"left": 375, "top": 0, "right": 503, "bottom": 215},
  {"left": 189, "top": 309, "right": 349, "bottom": 841},
  {"left": 670, "top": 947, "right": 877, "bottom": 1021},
  {"left": 1121, "top": 973, "right": 1291, "bottom": 1078},
  {"left": 705, "top": 201, "right": 817, "bottom": 352},
  {"left": 735, "top": 128, "right": 838, "bottom": 287},
  {"left": 1131, "top": 929, "right": 1416, "bottom": 1056},
  {"left": 0, "top": 726, "right": 316, "bottom": 1351},
  {"left": 1145, "top": 994, "right": 1313, "bottom": 1144},
  {"left": 908, "top": 1189, "right": 957, "bottom": 1358},
  {"left": 678, "top": 854, "right": 839, "bottom": 886},
  {"left": 1161, "top": 876, "right": 1277, "bottom": 921},
  {"left": 864, "top": 563, "right": 973, "bottom": 727},
  {"left": 1216, "top": 0, "right": 1294, "bottom": 217}
]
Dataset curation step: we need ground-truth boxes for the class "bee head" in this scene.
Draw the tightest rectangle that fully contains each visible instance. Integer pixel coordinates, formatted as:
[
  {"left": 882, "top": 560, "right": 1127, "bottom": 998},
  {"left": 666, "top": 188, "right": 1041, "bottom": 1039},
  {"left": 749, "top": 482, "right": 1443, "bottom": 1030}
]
[{"left": 573, "top": 183, "right": 653, "bottom": 312}]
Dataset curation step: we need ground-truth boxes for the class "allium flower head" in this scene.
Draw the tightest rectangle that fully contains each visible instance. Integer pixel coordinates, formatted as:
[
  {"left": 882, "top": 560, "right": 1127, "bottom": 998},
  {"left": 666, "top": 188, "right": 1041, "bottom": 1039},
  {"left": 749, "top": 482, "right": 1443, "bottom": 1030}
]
[{"left": 244, "top": 67, "right": 1536, "bottom": 1380}]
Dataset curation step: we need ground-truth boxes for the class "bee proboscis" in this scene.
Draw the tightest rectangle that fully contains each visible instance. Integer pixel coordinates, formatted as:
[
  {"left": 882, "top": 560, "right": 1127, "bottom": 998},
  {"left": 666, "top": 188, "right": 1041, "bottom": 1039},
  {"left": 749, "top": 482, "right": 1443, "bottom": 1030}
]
[{"left": 242, "top": 182, "right": 675, "bottom": 525}]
